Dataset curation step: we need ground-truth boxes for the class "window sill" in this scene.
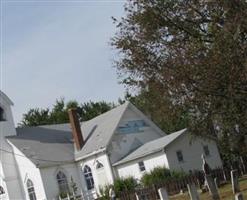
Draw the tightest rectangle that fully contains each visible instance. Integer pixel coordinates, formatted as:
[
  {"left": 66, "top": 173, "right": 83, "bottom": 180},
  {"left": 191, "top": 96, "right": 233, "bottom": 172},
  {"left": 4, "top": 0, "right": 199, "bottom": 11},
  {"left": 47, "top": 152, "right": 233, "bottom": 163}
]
[{"left": 86, "top": 188, "right": 96, "bottom": 193}]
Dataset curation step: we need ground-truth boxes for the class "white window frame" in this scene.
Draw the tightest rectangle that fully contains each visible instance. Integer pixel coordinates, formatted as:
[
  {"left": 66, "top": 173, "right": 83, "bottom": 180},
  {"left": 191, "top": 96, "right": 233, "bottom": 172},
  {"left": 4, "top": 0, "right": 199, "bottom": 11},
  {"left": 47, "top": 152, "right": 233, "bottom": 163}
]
[
  {"left": 176, "top": 150, "right": 184, "bottom": 162},
  {"left": 96, "top": 161, "right": 104, "bottom": 170},
  {"left": 56, "top": 171, "right": 69, "bottom": 193},
  {"left": 26, "top": 179, "right": 37, "bottom": 200},
  {"left": 83, "top": 165, "right": 94, "bottom": 190},
  {"left": 138, "top": 161, "right": 146, "bottom": 172},
  {"left": 0, "top": 186, "right": 5, "bottom": 195}
]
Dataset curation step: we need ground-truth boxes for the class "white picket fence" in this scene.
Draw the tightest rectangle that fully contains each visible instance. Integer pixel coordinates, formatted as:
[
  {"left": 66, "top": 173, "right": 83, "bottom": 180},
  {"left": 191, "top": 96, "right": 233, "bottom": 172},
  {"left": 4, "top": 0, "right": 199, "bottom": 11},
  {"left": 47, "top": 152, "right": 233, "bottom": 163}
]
[{"left": 59, "top": 190, "right": 96, "bottom": 200}]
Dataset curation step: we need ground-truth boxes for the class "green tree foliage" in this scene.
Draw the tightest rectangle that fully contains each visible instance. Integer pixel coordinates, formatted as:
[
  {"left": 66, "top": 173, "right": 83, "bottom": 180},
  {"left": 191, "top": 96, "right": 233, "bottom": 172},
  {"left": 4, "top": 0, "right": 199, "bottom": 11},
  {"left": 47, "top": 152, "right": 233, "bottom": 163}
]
[
  {"left": 141, "top": 167, "right": 187, "bottom": 187},
  {"left": 19, "top": 108, "right": 51, "bottom": 127},
  {"left": 70, "top": 176, "right": 78, "bottom": 195},
  {"left": 99, "top": 177, "right": 137, "bottom": 199},
  {"left": 79, "top": 101, "right": 114, "bottom": 121},
  {"left": 50, "top": 99, "right": 79, "bottom": 124},
  {"left": 98, "top": 185, "right": 111, "bottom": 200},
  {"left": 112, "top": 0, "right": 247, "bottom": 157},
  {"left": 19, "top": 99, "right": 115, "bottom": 127},
  {"left": 113, "top": 177, "right": 137, "bottom": 193}
]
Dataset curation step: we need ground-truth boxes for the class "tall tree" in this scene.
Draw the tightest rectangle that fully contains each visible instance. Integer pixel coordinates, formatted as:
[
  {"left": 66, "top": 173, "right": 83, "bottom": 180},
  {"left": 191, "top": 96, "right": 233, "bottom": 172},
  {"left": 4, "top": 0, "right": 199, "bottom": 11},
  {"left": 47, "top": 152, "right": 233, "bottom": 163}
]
[
  {"left": 79, "top": 101, "right": 115, "bottom": 121},
  {"left": 20, "top": 108, "right": 51, "bottom": 127},
  {"left": 112, "top": 0, "right": 247, "bottom": 157},
  {"left": 19, "top": 99, "right": 115, "bottom": 127}
]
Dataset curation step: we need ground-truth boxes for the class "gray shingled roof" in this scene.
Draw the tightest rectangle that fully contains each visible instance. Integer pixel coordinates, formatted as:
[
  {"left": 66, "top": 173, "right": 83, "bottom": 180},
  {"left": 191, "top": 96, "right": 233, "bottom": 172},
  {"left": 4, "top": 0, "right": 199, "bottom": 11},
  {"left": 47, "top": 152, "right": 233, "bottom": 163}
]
[
  {"left": 75, "top": 102, "right": 129, "bottom": 160},
  {"left": 6, "top": 102, "right": 129, "bottom": 167},
  {"left": 113, "top": 129, "right": 187, "bottom": 166},
  {"left": 7, "top": 124, "right": 74, "bottom": 167}
]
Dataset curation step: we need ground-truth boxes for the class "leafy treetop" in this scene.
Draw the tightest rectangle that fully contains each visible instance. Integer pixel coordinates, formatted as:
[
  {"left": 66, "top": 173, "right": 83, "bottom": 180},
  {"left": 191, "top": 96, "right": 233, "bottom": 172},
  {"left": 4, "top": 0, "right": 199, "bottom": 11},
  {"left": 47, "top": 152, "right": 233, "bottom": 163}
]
[
  {"left": 19, "top": 98, "right": 115, "bottom": 127},
  {"left": 112, "top": 0, "right": 247, "bottom": 157}
]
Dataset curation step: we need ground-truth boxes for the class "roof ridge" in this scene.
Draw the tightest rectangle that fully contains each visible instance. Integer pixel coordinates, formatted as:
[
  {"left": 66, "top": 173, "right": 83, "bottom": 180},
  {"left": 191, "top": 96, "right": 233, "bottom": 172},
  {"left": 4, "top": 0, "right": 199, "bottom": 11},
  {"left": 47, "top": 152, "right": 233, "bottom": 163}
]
[
  {"left": 82, "top": 101, "right": 129, "bottom": 123},
  {"left": 16, "top": 102, "right": 129, "bottom": 130},
  {"left": 136, "top": 128, "right": 187, "bottom": 148},
  {"left": 104, "top": 102, "right": 130, "bottom": 149},
  {"left": 16, "top": 123, "right": 70, "bottom": 130}
]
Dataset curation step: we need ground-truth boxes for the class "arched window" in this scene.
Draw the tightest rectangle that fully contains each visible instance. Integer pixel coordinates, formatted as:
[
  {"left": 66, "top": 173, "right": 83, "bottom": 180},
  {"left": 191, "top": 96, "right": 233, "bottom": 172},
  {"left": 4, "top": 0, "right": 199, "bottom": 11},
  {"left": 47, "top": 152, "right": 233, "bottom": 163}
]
[
  {"left": 0, "top": 186, "right": 5, "bottom": 195},
  {"left": 83, "top": 165, "right": 94, "bottom": 190},
  {"left": 26, "top": 179, "right": 37, "bottom": 200},
  {"left": 0, "top": 107, "right": 5, "bottom": 121},
  {"left": 56, "top": 171, "right": 69, "bottom": 193},
  {"left": 96, "top": 161, "right": 104, "bottom": 169}
]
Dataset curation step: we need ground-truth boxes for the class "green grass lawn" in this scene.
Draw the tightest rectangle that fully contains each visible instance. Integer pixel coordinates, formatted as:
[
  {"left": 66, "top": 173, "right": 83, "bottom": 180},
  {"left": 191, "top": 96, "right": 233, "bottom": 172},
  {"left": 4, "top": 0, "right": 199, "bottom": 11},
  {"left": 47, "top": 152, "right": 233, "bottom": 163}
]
[{"left": 170, "top": 177, "right": 247, "bottom": 200}]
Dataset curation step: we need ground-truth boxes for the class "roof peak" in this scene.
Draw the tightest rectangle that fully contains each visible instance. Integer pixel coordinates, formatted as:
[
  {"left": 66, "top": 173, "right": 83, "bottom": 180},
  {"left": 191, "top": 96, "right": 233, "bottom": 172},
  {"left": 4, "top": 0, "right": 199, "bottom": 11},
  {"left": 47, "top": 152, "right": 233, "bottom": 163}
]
[{"left": 17, "top": 102, "right": 131, "bottom": 129}]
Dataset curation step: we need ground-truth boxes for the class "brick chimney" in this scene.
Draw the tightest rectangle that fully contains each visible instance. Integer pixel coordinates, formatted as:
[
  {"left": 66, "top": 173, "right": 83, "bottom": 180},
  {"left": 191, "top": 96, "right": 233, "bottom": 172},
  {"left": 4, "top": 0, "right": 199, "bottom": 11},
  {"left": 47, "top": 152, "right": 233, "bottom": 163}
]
[{"left": 68, "top": 109, "right": 84, "bottom": 150}]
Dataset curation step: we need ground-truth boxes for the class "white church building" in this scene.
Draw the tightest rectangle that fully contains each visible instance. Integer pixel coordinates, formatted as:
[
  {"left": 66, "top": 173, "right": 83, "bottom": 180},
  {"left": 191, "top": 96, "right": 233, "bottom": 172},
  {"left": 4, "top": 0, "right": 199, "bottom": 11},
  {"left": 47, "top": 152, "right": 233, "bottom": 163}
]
[{"left": 0, "top": 91, "right": 222, "bottom": 200}]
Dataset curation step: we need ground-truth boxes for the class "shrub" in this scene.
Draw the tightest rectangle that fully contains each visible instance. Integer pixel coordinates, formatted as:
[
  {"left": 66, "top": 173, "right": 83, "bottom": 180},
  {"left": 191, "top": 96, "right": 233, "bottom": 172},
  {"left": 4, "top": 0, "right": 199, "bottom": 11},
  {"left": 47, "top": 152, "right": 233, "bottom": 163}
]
[
  {"left": 170, "top": 170, "right": 187, "bottom": 180},
  {"left": 98, "top": 177, "right": 137, "bottom": 198},
  {"left": 70, "top": 177, "right": 78, "bottom": 194},
  {"left": 114, "top": 177, "right": 137, "bottom": 194},
  {"left": 141, "top": 166, "right": 187, "bottom": 186},
  {"left": 58, "top": 191, "right": 69, "bottom": 198},
  {"left": 98, "top": 185, "right": 111, "bottom": 200}
]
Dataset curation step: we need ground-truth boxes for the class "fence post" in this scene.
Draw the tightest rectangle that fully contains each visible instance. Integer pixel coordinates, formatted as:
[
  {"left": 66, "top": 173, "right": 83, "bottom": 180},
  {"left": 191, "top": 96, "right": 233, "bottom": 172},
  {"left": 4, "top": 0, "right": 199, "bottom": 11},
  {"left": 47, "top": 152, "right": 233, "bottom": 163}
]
[
  {"left": 205, "top": 174, "right": 220, "bottom": 200},
  {"left": 202, "top": 155, "right": 220, "bottom": 200},
  {"left": 158, "top": 188, "right": 169, "bottom": 200},
  {"left": 235, "top": 193, "right": 244, "bottom": 200},
  {"left": 231, "top": 169, "right": 240, "bottom": 194},
  {"left": 223, "top": 169, "right": 227, "bottom": 181},
  {"left": 135, "top": 192, "right": 140, "bottom": 200},
  {"left": 214, "top": 178, "right": 219, "bottom": 190},
  {"left": 187, "top": 184, "right": 200, "bottom": 200},
  {"left": 240, "top": 156, "right": 246, "bottom": 174}
]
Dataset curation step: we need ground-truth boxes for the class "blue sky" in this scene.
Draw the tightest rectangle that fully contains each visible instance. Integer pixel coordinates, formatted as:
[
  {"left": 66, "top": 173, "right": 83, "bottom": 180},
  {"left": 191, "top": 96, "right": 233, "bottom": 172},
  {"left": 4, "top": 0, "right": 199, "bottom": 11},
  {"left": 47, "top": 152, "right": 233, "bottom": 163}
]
[{"left": 1, "top": 0, "right": 126, "bottom": 124}]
